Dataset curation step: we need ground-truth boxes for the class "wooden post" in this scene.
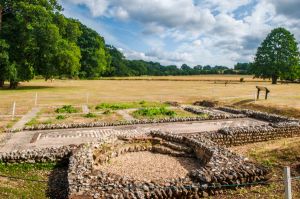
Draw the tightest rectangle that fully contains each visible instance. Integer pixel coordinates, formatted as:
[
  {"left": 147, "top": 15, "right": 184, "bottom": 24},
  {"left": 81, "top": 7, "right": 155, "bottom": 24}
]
[
  {"left": 265, "top": 89, "right": 270, "bottom": 100},
  {"left": 284, "top": 166, "right": 292, "bottom": 199},
  {"left": 257, "top": 88, "right": 260, "bottom": 100},
  {"left": 34, "top": 92, "right": 38, "bottom": 106},
  {"left": 12, "top": 101, "right": 16, "bottom": 120}
]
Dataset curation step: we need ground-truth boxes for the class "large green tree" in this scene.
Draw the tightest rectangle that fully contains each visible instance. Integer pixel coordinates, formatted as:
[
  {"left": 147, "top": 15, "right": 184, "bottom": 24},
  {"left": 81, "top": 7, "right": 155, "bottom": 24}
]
[
  {"left": 77, "top": 24, "right": 110, "bottom": 78},
  {"left": 253, "top": 27, "right": 300, "bottom": 84},
  {"left": 0, "top": 39, "right": 11, "bottom": 87},
  {"left": 0, "top": 0, "right": 82, "bottom": 88}
]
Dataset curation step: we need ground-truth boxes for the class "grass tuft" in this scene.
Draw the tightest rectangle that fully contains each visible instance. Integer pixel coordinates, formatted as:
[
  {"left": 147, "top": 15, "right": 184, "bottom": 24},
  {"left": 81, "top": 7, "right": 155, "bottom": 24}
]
[
  {"left": 56, "top": 115, "right": 66, "bottom": 120},
  {"left": 84, "top": 113, "right": 97, "bottom": 118},
  {"left": 55, "top": 105, "right": 78, "bottom": 113}
]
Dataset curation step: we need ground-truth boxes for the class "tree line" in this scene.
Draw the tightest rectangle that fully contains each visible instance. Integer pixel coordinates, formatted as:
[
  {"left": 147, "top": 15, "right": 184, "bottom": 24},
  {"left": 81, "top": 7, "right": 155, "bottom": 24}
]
[
  {"left": 0, "top": 1, "right": 299, "bottom": 88},
  {"left": 0, "top": 0, "right": 253, "bottom": 89},
  {"left": 104, "top": 46, "right": 252, "bottom": 77}
]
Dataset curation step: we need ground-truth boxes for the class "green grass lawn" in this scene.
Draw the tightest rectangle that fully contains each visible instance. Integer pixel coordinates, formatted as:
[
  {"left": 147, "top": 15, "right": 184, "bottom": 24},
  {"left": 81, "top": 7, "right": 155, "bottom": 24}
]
[
  {"left": 94, "top": 101, "right": 168, "bottom": 111},
  {"left": 223, "top": 138, "right": 300, "bottom": 199},
  {"left": 0, "top": 162, "right": 64, "bottom": 199},
  {"left": 131, "top": 107, "right": 202, "bottom": 119}
]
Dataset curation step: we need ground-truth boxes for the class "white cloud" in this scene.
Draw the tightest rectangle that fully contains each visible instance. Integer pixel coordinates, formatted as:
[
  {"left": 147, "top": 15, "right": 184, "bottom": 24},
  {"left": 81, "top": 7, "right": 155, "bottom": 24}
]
[
  {"left": 64, "top": 0, "right": 109, "bottom": 16},
  {"left": 62, "top": 0, "right": 300, "bottom": 67},
  {"left": 201, "top": 0, "right": 251, "bottom": 13},
  {"left": 109, "top": 7, "right": 129, "bottom": 21}
]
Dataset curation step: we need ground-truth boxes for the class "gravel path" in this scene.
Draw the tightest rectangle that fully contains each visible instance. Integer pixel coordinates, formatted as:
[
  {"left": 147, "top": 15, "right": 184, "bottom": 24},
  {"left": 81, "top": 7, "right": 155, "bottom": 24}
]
[
  {"left": 116, "top": 110, "right": 135, "bottom": 121},
  {"left": 97, "top": 151, "right": 201, "bottom": 182},
  {"left": 12, "top": 107, "right": 40, "bottom": 130}
]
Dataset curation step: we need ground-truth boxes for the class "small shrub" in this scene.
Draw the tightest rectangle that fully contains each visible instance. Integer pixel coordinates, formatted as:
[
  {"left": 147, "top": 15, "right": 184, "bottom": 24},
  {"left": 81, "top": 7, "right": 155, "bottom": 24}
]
[
  {"left": 56, "top": 115, "right": 66, "bottom": 120},
  {"left": 85, "top": 113, "right": 97, "bottom": 118},
  {"left": 240, "top": 77, "right": 245, "bottom": 83},
  {"left": 103, "top": 110, "right": 112, "bottom": 115},
  {"left": 55, "top": 105, "right": 78, "bottom": 113},
  {"left": 193, "top": 100, "right": 218, "bottom": 108},
  {"left": 26, "top": 118, "right": 39, "bottom": 126},
  {"left": 139, "top": 100, "right": 146, "bottom": 105},
  {"left": 42, "top": 119, "right": 53, "bottom": 124}
]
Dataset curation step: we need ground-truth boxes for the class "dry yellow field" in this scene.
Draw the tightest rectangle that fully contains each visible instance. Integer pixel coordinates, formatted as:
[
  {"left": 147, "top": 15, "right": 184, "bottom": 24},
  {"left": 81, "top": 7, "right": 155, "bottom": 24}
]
[{"left": 0, "top": 75, "right": 299, "bottom": 117}]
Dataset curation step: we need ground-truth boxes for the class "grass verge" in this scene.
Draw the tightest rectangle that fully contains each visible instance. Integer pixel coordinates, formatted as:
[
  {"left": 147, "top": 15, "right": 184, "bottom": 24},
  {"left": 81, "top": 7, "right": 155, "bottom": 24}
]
[
  {"left": 237, "top": 103, "right": 300, "bottom": 119},
  {"left": 0, "top": 162, "right": 61, "bottom": 198},
  {"left": 222, "top": 137, "right": 300, "bottom": 199},
  {"left": 95, "top": 101, "right": 167, "bottom": 111}
]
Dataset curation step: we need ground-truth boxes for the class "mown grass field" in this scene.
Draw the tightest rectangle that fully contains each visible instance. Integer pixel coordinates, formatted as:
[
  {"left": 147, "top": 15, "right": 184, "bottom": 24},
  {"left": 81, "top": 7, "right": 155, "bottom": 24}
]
[
  {"left": 0, "top": 75, "right": 299, "bottom": 130},
  {"left": 0, "top": 75, "right": 299, "bottom": 111}
]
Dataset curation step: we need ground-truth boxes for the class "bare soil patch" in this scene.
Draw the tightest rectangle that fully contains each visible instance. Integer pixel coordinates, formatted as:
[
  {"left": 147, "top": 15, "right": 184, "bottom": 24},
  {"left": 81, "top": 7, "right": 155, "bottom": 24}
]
[{"left": 97, "top": 151, "right": 201, "bottom": 182}]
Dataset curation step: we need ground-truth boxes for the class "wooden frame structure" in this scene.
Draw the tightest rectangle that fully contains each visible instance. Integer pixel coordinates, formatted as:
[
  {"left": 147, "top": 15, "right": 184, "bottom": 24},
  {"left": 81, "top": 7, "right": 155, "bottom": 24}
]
[{"left": 256, "top": 86, "right": 270, "bottom": 100}]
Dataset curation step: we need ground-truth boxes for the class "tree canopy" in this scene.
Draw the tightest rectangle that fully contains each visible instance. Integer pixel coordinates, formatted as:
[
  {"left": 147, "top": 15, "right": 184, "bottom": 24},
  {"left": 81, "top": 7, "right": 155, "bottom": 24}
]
[{"left": 252, "top": 27, "right": 300, "bottom": 84}]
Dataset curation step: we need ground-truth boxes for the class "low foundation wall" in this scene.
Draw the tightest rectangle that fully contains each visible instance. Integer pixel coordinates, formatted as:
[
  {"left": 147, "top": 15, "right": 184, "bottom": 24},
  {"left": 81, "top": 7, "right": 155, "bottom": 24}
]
[
  {"left": 67, "top": 132, "right": 270, "bottom": 198},
  {"left": 218, "top": 107, "right": 299, "bottom": 124},
  {"left": 0, "top": 145, "right": 78, "bottom": 163},
  {"left": 211, "top": 125, "right": 300, "bottom": 147},
  {"left": 20, "top": 117, "right": 216, "bottom": 132}
]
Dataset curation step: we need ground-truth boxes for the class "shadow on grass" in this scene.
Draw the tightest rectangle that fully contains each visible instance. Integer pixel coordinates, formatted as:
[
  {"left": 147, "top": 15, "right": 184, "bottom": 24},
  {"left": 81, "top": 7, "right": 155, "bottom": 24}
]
[
  {"left": 47, "top": 160, "right": 69, "bottom": 199},
  {"left": 0, "top": 85, "right": 55, "bottom": 91},
  {"left": 232, "top": 99, "right": 255, "bottom": 106}
]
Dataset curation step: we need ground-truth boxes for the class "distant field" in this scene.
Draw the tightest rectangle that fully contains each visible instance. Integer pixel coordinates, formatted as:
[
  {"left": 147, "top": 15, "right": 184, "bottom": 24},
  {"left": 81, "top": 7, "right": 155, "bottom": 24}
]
[{"left": 0, "top": 75, "right": 299, "bottom": 119}]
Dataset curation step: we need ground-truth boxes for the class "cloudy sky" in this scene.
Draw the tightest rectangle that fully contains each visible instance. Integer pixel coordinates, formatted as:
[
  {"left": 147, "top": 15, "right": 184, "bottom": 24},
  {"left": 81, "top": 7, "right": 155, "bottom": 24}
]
[{"left": 59, "top": 0, "right": 300, "bottom": 67}]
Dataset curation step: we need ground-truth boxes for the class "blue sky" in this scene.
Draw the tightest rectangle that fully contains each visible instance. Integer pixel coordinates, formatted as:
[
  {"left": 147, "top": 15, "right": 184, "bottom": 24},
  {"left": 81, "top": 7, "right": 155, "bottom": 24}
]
[{"left": 59, "top": 0, "right": 300, "bottom": 67}]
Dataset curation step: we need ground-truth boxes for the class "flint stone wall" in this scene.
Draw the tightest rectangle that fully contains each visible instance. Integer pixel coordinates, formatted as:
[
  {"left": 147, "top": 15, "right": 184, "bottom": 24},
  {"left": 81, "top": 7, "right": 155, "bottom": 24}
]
[
  {"left": 0, "top": 145, "right": 78, "bottom": 163},
  {"left": 68, "top": 132, "right": 270, "bottom": 198},
  {"left": 19, "top": 117, "right": 216, "bottom": 132},
  {"left": 218, "top": 107, "right": 299, "bottom": 124},
  {"left": 183, "top": 106, "right": 245, "bottom": 120},
  {"left": 210, "top": 125, "right": 300, "bottom": 147}
]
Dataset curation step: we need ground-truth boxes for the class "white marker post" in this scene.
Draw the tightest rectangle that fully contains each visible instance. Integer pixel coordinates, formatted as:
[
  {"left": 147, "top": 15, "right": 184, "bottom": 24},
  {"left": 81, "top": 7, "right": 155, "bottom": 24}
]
[
  {"left": 12, "top": 101, "right": 16, "bottom": 120},
  {"left": 34, "top": 92, "right": 38, "bottom": 106},
  {"left": 284, "top": 166, "right": 292, "bottom": 199}
]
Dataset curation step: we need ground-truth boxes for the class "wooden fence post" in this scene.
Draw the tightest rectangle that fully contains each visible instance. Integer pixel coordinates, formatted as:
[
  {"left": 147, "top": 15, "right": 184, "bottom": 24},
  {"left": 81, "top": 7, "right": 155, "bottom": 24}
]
[
  {"left": 284, "top": 166, "right": 292, "bottom": 199},
  {"left": 35, "top": 92, "right": 38, "bottom": 106},
  {"left": 12, "top": 101, "right": 16, "bottom": 120}
]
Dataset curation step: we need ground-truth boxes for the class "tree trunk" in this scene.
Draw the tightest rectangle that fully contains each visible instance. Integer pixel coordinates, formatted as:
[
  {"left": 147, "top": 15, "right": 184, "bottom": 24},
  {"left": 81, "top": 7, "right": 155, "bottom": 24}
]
[
  {"left": 0, "top": 80, "right": 4, "bottom": 87},
  {"left": 9, "top": 81, "right": 18, "bottom": 89},
  {"left": 271, "top": 75, "right": 278, "bottom": 84}
]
